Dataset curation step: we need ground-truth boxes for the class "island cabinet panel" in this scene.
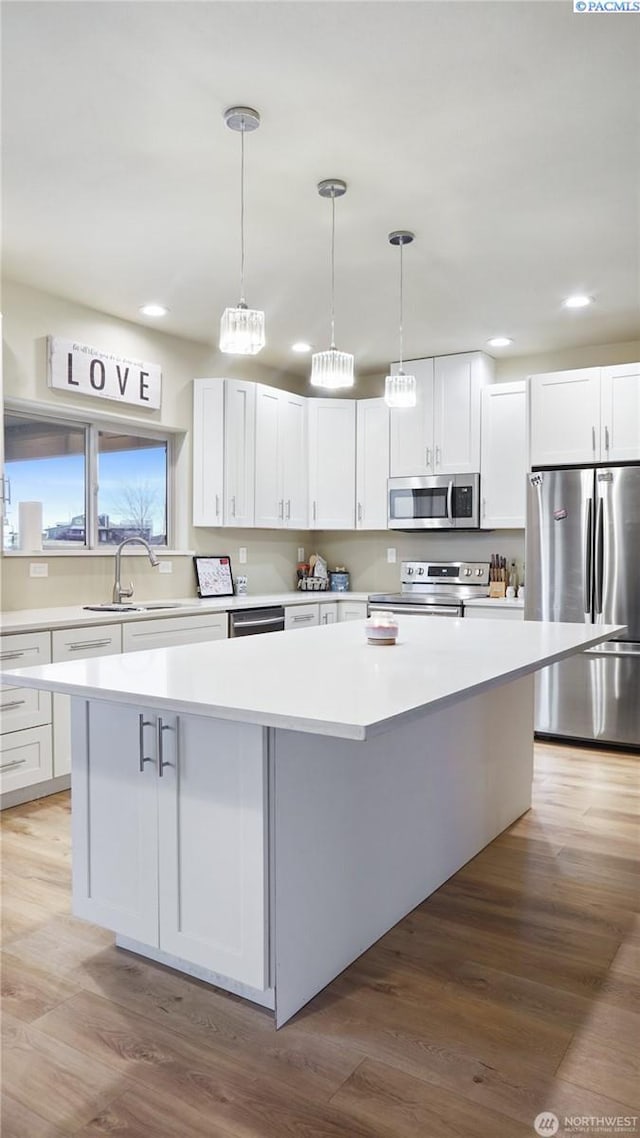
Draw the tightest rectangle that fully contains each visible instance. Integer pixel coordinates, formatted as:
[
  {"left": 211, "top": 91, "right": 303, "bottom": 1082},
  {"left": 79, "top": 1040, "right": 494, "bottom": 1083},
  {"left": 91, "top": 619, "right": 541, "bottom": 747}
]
[{"left": 71, "top": 699, "right": 268, "bottom": 991}]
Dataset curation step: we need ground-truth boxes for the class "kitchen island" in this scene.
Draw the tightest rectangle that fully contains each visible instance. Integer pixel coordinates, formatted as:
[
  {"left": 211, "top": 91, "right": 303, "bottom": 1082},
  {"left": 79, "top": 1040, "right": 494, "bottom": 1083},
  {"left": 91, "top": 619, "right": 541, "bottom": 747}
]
[{"left": 1, "top": 616, "right": 622, "bottom": 1026}]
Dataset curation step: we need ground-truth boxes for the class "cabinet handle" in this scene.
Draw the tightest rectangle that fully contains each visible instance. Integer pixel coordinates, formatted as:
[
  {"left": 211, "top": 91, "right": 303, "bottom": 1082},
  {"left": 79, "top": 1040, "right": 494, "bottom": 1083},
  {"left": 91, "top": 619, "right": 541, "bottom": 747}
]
[
  {"left": 482, "top": 497, "right": 486, "bottom": 520},
  {"left": 157, "top": 717, "right": 175, "bottom": 776},
  {"left": 435, "top": 445, "right": 441, "bottom": 469},
  {"left": 278, "top": 499, "right": 284, "bottom": 520},
  {"left": 286, "top": 499, "right": 291, "bottom": 521},
  {"left": 426, "top": 447, "right": 432, "bottom": 470},
  {"left": 0, "top": 650, "right": 26, "bottom": 661},
  {"left": 138, "top": 714, "right": 154, "bottom": 772},
  {"left": 592, "top": 425, "right": 596, "bottom": 454},
  {"left": 67, "top": 639, "right": 112, "bottom": 652},
  {"left": 357, "top": 502, "right": 363, "bottom": 523},
  {"left": 312, "top": 501, "right": 317, "bottom": 523},
  {"left": 1, "top": 699, "right": 27, "bottom": 711},
  {"left": 605, "top": 425, "right": 610, "bottom": 452},
  {"left": 0, "top": 757, "right": 27, "bottom": 772},
  {"left": 293, "top": 614, "right": 313, "bottom": 622},
  {"left": 231, "top": 496, "right": 236, "bottom": 518},
  {"left": 215, "top": 493, "right": 220, "bottom": 519}
]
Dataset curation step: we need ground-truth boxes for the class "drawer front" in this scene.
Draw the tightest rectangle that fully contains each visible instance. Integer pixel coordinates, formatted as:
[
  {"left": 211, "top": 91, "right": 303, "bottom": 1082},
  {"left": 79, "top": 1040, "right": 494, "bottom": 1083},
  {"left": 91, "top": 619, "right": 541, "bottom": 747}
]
[
  {"left": 52, "top": 624, "right": 122, "bottom": 662},
  {"left": 464, "top": 607, "right": 524, "bottom": 621},
  {"left": 1, "top": 631, "right": 52, "bottom": 733},
  {"left": 0, "top": 725, "right": 53, "bottom": 793},
  {"left": 285, "top": 604, "right": 320, "bottom": 630},
  {"left": 122, "top": 612, "right": 228, "bottom": 653},
  {"left": 338, "top": 602, "right": 368, "bottom": 622}
]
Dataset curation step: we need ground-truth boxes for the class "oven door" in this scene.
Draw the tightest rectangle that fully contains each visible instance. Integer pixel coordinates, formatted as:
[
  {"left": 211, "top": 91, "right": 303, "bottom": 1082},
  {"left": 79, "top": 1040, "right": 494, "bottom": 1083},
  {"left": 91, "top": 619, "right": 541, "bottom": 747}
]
[{"left": 388, "top": 476, "right": 455, "bottom": 530}]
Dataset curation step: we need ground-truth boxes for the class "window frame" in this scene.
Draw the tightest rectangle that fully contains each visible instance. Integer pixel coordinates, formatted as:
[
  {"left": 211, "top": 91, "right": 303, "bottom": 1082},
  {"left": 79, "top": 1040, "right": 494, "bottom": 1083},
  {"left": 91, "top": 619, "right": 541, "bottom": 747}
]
[{"left": 3, "top": 404, "right": 175, "bottom": 552}]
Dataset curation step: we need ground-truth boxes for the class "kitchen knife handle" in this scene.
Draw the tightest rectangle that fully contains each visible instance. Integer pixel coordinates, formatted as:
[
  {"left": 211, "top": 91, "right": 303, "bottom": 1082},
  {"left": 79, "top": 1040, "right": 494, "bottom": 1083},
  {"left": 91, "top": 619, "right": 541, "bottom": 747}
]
[{"left": 584, "top": 498, "right": 593, "bottom": 614}]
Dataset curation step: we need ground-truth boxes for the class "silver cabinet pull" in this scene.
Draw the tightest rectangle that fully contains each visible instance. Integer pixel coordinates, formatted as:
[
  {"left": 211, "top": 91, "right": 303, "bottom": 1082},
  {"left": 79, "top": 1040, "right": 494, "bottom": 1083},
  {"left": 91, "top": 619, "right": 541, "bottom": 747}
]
[
  {"left": 286, "top": 499, "right": 291, "bottom": 521},
  {"left": 426, "top": 447, "right": 432, "bottom": 470},
  {"left": 231, "top": 495, "right": 237, "bottom": 518},
  {"left": 138, "top": 713, "right": 154, "bottom": 773},
  {"left": 357, "top": 502, "right": 363, "bottom": 523},
  {"left": 293, "top": 613, "right": 313, "bottom": 623},
  {"left": 0, "top": 650, "right": 26, "bottom": 661},
  {"left": 604, "top": 425, "right": 610, "bottom": 452},
  {"left": 278, "top": 499, "right": 284, "bottom": 520},
  {"left": 1, "top": 757, "right": 27, "bottom": 772},
  {"left": 592, "top": 425, "right": 596, "bottom": 453},
  {"left": 312, "top": 501, "right": 317, "bottom": 523},
  {"left": 157, "top": 717, "right": 175, "bottom": 777},
  {"left": 435, "top": 445, "right": 441, "bottom": 469},
  {"left": 215, "top": 493, "right": 220, "bottom": 518},
  {"left": 68, "top": 639, "right": 112, "bottom": 652},
  {"left": 1, "top": 699, "right": 27, "bottom": 712}
]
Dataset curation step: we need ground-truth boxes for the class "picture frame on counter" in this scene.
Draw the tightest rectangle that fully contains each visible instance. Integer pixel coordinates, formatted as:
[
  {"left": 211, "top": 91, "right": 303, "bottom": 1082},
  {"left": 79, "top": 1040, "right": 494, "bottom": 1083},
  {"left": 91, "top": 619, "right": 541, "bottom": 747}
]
[{"left": 193, "top": 555, "right": 235, "bottom": 598}]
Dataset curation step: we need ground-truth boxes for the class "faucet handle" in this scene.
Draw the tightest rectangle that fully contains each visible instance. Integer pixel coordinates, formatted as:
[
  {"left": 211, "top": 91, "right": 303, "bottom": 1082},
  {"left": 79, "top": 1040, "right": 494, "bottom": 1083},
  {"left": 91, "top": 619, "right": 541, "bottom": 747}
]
[{"left": 121, "top": 581, "right": 134, "bottom": 599}]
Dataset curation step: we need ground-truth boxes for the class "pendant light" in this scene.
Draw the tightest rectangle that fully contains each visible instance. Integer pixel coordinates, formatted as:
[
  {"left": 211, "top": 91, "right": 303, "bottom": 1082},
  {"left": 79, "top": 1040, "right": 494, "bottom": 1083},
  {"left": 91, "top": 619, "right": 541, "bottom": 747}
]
[
  {"left": 310, "top": 179, "right": 354, "bottom": 390},
  {"left": 219, "top": 106, "right": 266, "bottom": 355},
  {"left": 385, "top": 230, "right": 416, "bottom": 408}
]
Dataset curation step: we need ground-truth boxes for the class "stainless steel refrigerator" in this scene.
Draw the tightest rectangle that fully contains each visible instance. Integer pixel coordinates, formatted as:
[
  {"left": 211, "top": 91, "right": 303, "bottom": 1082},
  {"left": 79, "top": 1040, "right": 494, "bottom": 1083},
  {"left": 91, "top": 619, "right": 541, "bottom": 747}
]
[{"left": 526, "top": 465, "right": 640, "bottom": 749}]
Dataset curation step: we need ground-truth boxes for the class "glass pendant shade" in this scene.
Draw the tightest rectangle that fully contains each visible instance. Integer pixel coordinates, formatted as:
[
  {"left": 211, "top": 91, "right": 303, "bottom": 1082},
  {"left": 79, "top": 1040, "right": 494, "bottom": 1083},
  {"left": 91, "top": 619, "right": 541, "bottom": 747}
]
[
  {"left": 385, "top": 370, "right": 416, "bottom": 408},
  {"left": 219, "top": 303, "right": 266, "bottom": 356},
  {"left": 310, "top": 347, "right": 355, "bottom": 390}
]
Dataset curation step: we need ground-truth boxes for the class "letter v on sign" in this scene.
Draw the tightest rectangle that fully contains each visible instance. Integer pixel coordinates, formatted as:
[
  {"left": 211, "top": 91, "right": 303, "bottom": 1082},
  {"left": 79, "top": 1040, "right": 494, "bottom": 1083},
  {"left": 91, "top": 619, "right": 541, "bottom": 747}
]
[{"left": 116, "top": 365, "right": 129, "bottom": 395}]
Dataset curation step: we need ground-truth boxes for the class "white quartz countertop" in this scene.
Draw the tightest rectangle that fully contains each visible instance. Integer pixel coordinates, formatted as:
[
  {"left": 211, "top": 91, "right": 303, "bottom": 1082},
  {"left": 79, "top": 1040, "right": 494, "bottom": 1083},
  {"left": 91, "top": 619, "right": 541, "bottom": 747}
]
[
  {"left": 1, "top": 617, "right": 623, "bottom": 741},
  {"left": 0, "top": 592, "right": 370, "bottom": 635}
]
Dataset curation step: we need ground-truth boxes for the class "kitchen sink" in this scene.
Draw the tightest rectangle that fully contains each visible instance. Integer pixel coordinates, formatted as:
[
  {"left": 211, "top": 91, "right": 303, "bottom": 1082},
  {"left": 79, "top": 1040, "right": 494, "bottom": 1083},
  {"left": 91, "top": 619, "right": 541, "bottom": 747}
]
[{"left": 83, "top": 602, "right": 191, "bottom": 613}]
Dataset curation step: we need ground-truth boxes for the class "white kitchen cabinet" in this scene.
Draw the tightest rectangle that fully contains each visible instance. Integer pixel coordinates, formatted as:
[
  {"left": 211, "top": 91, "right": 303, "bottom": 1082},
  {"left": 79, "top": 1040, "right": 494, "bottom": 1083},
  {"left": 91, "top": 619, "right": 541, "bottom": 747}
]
[
  {"left": 356, "top": 398, "right": 389, "bottom": 529},
  {"left": 338, "top": 601, "right": 368, "bottom": 622},
  {"left": 389, "top": 358, "right": 434, "bottom": 476},
  {"left": 601, "top": 364, "right": 640, "bottom": 462},
  {"left": 319, "top": 602, "right": 339, "bottom": 625},
  {"left": 254, "top": 385, "right": 307, "bottom": 528},
  {"left": 1, "top": 631, "right": 51, "bottom": 734},
  {"left": 121, "top": 612, "right": 228, "bottom": 653},
  {"left": 389, "top": 353, "right": 491, "bottom": 477},
  {"left": 308, "top": 398, "right": 356, "bottom": 529},
  {"left": 224, "top": 379, "right": 256, "bottom": 526},
  {"left": 480, "top": 381, "right": 527, "bottom": 528},
  {"left": 192, "top": 379, "right": 224, "bottom": 527},
  {"left": 285, "top": 603, "right": 320, "bottom": 630},
  {"left": 0, "top": 724, "right": 53, "bottom": 795},
  {"left": 72, "top": 699, "right": 268, "bottom": 989},
  {"left": 464, "top": 605, "right": 524, "bottom": 621},
  {"left": 52, "top": 623, "right": 122, "bottom": 778},
  {"left": 529, "top": 369, "right": 601, "bottom": 466}
]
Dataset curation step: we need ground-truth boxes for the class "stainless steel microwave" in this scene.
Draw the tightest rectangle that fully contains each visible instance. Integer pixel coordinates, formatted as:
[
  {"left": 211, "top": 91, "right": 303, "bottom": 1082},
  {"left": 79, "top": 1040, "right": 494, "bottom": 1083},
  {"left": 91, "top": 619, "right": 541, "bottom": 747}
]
[{"left": 387, "top": 474, "right": 481, "bottom": 530}]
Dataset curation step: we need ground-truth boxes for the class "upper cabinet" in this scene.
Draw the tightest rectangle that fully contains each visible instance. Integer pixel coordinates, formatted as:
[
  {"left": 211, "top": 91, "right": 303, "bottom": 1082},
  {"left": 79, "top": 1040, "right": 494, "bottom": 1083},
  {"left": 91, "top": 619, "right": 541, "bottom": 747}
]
[
  {"left": 480, "top": 381, "right": 526, "bottom": 529},
  {"left": 224, "top": 380, "right": 256, "bottom": 527},
  {"left": 529, "top": 365, "right": 640, "bottom": 466},
  {"left": 192, "top": 379, "right": 224, "bottom": 527},
  {"left": 389, "top": 352, "right": 493, "bottom": 477},
  {"left": 308, "top": 398, "right": 356, "bottom": 529},
  {"left": 356, "top": 398, "right": 389, "bottom": 530},
  {"left": 601, "top": 364, "right": 640, "bottom": 462},
  {"left": 254, "top": 385, "right": 307, "bottom": 528}
]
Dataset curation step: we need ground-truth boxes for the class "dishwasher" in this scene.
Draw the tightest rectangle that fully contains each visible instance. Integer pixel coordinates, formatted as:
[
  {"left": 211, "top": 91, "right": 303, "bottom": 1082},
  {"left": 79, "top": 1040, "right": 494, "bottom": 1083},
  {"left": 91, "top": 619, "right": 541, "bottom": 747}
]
[{"left": 229, "top": 606, "right": 285, "bottom": 637}]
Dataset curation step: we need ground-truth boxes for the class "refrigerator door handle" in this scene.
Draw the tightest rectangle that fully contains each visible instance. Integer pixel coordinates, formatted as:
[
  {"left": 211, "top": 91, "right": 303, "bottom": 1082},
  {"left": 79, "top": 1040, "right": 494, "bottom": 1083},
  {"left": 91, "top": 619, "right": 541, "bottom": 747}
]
[
  {"left": 594, "top": 496, "right": 604, "bottom": 614},
  {"left": 584, "top": 497, "right": 593, "bottom": 614}
]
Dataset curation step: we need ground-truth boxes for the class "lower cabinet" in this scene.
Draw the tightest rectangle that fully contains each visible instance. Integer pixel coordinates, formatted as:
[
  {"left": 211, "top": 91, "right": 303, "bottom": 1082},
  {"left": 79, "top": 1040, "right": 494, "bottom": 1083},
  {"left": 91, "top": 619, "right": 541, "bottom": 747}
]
[
  {"left": 465, "top": 606, "right": 524, "bottom": 621},
  {"left": 1, "top": 631, "right": 53, "bottom": 798},
  {"left": 0, "top": 724, "right": 53, "bottom": 795},
  {"left": 338, "top": 601, "right": 368, "bottom": 622},
  {"left": 285, "top": 603, "right": 320, "bottom": 630},
  {"left": 52, "top": 623, "right": 122, "bottom": 779},
  {"left": 121, "top": 612, "right": 228, "bottom": 652},
  {"left": 72, "top": 699, "right": 268, "bottom": 990},
  {"left": 319, "top": 603, "right": 339, "bottom": 625}
]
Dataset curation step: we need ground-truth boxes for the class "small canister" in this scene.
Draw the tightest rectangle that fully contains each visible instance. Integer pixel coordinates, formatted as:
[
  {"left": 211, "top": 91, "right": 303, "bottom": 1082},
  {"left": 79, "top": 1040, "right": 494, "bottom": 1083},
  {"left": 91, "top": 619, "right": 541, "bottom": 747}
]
[{"left": 329, "top": 568, "right": 350, "bottom": 592}]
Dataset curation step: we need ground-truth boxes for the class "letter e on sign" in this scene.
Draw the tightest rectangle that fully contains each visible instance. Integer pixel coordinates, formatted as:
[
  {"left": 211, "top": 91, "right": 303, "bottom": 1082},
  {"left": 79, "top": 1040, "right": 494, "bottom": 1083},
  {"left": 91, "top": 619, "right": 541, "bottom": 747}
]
[{"left": 47, "top": 337, "right": 162, "bottom": 410}]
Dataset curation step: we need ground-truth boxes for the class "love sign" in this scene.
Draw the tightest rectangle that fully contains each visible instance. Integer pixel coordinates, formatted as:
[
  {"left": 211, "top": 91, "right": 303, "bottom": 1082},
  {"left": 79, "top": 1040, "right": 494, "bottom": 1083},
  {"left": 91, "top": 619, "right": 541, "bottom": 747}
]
[{"left": 47, "top": 337, "right": 162, "bottom": 410}]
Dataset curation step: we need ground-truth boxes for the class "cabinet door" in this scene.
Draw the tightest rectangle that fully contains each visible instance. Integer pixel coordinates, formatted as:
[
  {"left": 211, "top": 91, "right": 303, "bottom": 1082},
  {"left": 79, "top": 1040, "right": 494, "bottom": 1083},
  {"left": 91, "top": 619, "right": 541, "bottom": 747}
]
[
  {"left": 356, "top": 398, "right": 389, "bottom": 530},
  {"left": 52, "top": 624, "right": 122, "bottom": 778},
  {"left": 122, "top": 613, "right": 228, "bottom": 653},
  {"left": 529, "top": 369, "right": 601, "bottom": 466},
  {"left": 72, "top": 699, "right": 158, "bottom": 944},
  {"left": 1, "top": 631, "right": 51, "bottom": 734},
  {"left": 389, "top": 358, "right": 434, "bottom": 476},
  {"left": 280, "top": 391, "right": 308, "bottom": 528},
  {"left": 192, "top": 379, "right": 224, "bottom": 527},
  {"left": 434, "top": 353, "right": 489, "bottom": 475},
  {"left": 284, "top": 603, "right": 320, "bottom": 630},
  {"left": 480, "top": 382, "right": 527, "bottom": 528},
  {"left": 224, "top": 380, "right": 255, "bottom": 526},
  {"left": 254, "top": 384, "right": 282, "bottom": 527},
  {"left": 338, "top": 601, "right": 368, "bottom": 622},
  {"left": 157, "top": 714, "right": 268, "bottom": 990},
  {"left": 319, "top": 602, "right": 339, "bottom": 625},
  {"left": 601, "top": 364, "right": 640, "bottom": 462},
  {"left": 308, "top": 399, "right": 356, "bottom": 529},
  {"left": 0, "top": 725, "right": 52, "bottom": 795}
]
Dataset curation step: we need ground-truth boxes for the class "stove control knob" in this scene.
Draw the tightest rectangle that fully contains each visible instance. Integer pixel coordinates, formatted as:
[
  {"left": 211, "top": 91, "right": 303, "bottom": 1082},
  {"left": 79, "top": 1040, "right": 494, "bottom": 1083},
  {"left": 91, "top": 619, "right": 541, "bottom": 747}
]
[
  {"left": 406, "top": 567, "right": 414, "bottom": 575},
  {"left": 417, "top": 567, "right": 425, "bottom": 575},
  {"left": 476, "top": 568, "right": 483, "bottom": 576},
  {"left": 463, "top": 568, "right": 472, "bottom": 576}
]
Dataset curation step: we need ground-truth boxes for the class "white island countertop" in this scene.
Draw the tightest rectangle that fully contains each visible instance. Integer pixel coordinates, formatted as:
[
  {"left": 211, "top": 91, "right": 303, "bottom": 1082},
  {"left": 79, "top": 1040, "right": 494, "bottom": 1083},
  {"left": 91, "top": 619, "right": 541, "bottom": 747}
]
[{"left": 1, "top": 617, "right": 623, "bottom": 741}]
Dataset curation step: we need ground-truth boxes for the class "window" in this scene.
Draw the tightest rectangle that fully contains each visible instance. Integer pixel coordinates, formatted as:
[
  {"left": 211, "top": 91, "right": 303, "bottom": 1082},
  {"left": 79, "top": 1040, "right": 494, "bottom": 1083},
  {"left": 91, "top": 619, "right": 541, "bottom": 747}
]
[{"left": 3, "top": 411, "right": 171, "bottom": 551}]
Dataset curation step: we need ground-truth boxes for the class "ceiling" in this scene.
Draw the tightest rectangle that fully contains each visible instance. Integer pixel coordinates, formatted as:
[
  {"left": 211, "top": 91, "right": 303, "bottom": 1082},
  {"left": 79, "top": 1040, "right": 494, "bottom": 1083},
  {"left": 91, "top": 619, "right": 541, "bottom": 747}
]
[{"left": 2, "top": 1, "right": 639, "bottom": 376}]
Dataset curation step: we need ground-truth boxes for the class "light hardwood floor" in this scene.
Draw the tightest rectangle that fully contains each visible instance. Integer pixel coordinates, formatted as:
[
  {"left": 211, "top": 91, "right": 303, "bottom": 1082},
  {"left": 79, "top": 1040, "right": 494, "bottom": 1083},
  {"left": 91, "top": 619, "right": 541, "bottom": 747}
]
[{"left": 1, "top": 742, "right": 639, "bottom": 1137}]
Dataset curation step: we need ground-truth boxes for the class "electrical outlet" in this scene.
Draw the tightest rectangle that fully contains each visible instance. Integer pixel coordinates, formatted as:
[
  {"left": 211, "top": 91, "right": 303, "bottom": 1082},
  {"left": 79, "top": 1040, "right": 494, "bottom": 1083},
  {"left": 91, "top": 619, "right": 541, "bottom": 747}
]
[
  {"left": 159, "top": 561, "right": 173, "bottom": 574},
  {"left": 387, "top": 548, "right": 397, "bottom": 564},
  {"left": 238, "top": 547, "right": 247, "bottom": 564},
  {"left": 29, "top": 562, "right": 48, "bottom": 578},
  {"left": 297, "top": 547, "right": 305, "bottom": 562}
]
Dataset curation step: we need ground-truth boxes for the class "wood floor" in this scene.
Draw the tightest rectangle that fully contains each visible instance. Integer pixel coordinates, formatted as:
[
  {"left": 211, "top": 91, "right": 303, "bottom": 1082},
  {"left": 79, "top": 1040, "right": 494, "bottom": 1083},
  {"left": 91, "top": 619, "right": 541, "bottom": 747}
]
[{"left": 1, "top": 742, "right": 639, "bottom": 1138}]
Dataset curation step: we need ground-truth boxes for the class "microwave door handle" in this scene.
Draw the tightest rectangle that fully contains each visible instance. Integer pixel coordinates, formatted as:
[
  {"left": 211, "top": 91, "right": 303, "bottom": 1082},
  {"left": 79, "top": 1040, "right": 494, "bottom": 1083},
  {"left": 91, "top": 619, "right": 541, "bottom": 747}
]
[{"left": 446, "top": 480, "right": 454, "bottom": 523}]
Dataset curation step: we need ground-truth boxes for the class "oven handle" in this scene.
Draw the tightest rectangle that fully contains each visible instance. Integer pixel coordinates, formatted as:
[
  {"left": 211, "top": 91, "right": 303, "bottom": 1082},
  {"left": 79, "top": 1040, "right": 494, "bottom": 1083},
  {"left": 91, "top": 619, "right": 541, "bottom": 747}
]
[
  {"left": 232, "top": 615, "right": 285, "bottom": 630},
  {"left": 368, "top": 603, "right": 462, "bottom": 617}
]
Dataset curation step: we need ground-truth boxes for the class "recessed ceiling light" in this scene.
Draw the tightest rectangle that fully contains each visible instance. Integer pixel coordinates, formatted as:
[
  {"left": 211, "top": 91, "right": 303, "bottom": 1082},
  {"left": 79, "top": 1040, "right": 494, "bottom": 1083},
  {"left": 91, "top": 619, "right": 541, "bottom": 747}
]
[
  {"left": 487, "top": 337, "right": 513, "bottom": 348},
  {"left": 139, "top": 303, "right": 169, "bottom": 317},
  {"left": 563, "top": 294, "right": 592, "bottom": 309},
  {"left": 291, "top": 341, "right": 312, "bottom": 353}
]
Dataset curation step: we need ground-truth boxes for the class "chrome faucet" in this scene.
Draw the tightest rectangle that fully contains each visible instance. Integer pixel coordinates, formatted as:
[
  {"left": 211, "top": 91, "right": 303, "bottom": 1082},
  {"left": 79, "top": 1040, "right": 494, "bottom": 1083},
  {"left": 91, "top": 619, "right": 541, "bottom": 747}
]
[{"left": 112, "top": 537, "right": 160, "bottom": 604}]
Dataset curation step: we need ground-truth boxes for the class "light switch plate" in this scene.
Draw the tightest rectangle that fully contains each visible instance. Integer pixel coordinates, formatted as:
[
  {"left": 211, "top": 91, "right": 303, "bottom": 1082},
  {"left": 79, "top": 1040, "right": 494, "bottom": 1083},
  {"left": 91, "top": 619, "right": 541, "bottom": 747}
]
[
  {"left": 29, "top": 562, "right": 48, "bottom": 578},
  {"left": 238, "top": 547, "right": 247, "bottom": 564},
  {"left": 387, "top": 548, "right": 397, "bottom": 564},
  {"left": 159, "top": 561, "right": 172, "bottom": 574}
]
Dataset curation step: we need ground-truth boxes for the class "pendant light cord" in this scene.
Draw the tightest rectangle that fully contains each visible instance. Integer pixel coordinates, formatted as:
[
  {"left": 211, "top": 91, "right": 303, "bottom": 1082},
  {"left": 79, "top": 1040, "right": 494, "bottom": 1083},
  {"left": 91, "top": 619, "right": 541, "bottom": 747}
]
[
  {"left": 330, "top": 190, "right": 336, "bottom": 349},
  {"left": 239, "top": 122, "right": 246, "bottom": 305},
  {"left": 398, "top": 239, "right": 404, "bottom": 371}
]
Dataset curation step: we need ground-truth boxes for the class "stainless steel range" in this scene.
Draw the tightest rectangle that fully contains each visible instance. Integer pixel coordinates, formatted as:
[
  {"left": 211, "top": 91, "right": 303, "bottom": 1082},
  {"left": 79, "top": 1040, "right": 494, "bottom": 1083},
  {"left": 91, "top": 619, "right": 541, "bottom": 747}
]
[{"left": 368, "top": 560, "right": 490, "bottom": 618}]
